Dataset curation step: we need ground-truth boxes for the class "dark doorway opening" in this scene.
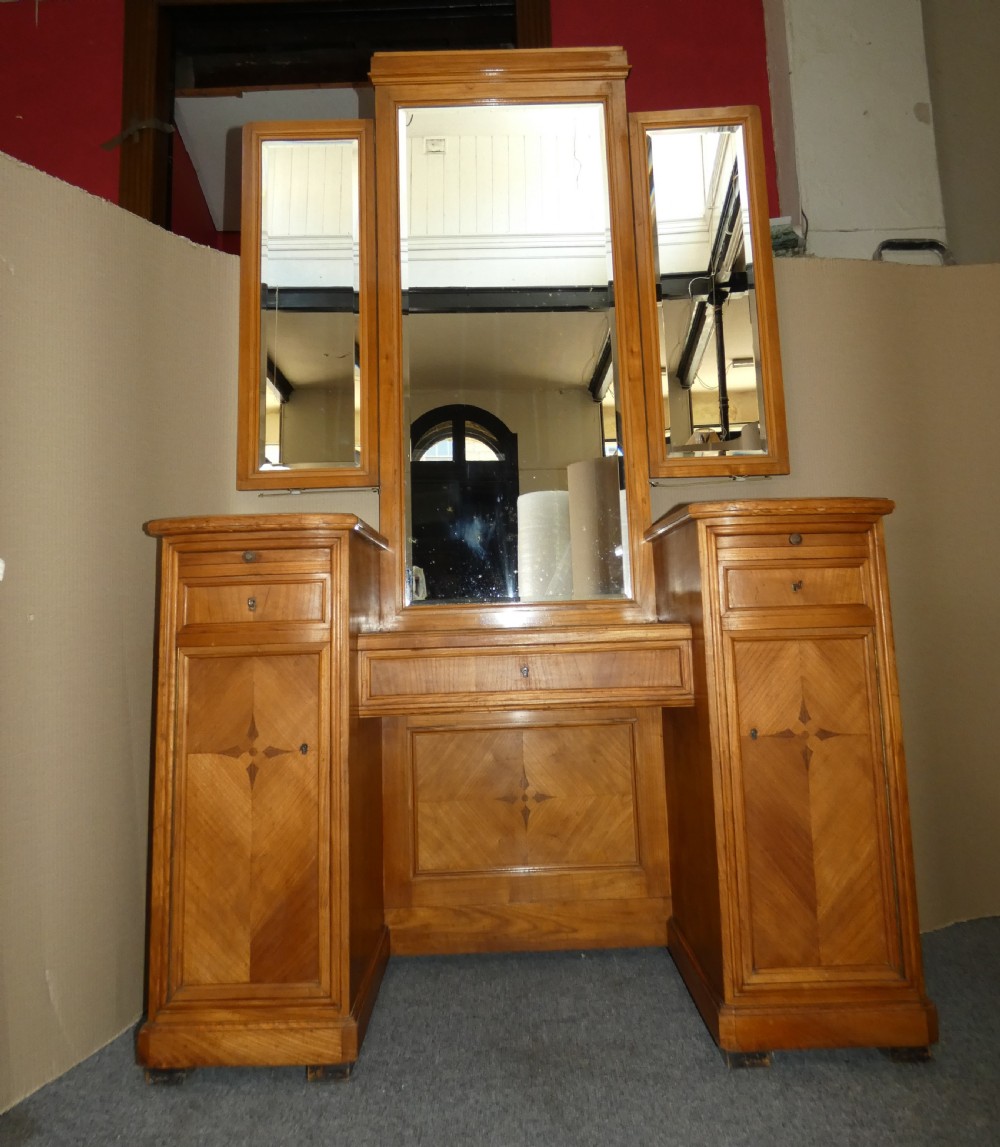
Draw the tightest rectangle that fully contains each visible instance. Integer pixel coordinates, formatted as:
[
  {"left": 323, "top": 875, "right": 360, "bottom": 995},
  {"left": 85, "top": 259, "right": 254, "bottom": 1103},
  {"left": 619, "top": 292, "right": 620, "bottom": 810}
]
[{"left": 119, "top": 0, "right": 552, "bottom": 226}]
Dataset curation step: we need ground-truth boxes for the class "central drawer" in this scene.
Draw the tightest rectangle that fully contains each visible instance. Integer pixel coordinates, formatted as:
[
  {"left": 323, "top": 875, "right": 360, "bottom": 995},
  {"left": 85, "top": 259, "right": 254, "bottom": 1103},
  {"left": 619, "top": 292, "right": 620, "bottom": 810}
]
[{"left": 359, "top": 641, "right": 691, "bottom": 714}]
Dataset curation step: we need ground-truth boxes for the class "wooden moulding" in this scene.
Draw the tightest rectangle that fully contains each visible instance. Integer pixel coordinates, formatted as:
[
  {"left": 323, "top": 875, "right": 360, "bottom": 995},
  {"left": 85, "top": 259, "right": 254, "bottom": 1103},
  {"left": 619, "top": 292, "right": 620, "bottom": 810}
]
[{"left": 649, "top": 498, "right": 937, "bottom": 1056}]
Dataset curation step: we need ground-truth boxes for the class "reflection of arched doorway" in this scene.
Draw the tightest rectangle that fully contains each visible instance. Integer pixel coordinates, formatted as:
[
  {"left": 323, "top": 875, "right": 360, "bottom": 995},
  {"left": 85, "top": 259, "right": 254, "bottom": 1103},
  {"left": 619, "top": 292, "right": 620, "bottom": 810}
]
[{"left": 410, "top": 405, "right": 519, "bottom": 603}]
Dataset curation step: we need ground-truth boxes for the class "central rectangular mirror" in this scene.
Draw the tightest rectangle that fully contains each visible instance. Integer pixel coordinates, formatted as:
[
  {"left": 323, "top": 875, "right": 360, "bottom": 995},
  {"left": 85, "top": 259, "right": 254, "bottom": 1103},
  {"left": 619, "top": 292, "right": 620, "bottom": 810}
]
[{"left": 398, "top": 102, "right": 629, "bottom": 605}]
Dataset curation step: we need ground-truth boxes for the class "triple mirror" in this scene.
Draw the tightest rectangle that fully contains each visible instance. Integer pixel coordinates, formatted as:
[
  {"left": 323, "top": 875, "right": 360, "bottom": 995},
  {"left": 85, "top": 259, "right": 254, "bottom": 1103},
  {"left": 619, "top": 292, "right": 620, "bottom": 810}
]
[{"left": 236, "top": 52, "right": 788, "bottom": 609}]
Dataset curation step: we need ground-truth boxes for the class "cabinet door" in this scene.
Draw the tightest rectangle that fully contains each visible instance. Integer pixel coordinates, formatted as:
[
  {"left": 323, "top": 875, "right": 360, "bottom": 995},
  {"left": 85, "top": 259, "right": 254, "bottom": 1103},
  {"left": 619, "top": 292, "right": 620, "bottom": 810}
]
[
  {"left": 168, "top": 648, "right": 333, "bottom": 1004},
  {"left": 725, "top": 632, "right": 904, "bottom": 991}
]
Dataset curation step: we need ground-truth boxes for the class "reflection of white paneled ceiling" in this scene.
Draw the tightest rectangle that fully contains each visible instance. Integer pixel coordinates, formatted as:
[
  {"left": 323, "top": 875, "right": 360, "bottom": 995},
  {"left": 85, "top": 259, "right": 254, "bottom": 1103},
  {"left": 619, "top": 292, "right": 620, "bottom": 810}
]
[
  {"left": 174, "top": 87, "right": 371, "bottom": 230},
  {"left": 177, "top": 93, "right": 614, "bottom": 400}
]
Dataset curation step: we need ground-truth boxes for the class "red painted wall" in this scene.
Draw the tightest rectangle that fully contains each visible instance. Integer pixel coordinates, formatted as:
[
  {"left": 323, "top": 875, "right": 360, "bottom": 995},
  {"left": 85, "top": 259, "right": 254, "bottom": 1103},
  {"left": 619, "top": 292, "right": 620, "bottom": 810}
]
[
  {"left": 0, "top": 0, "right": 123, "bottom": 202},
  {"left": 550, "top": 0, "right": 779, "bottom": 210},
  {"left": 0, "top": 2, "right": 778, "bottom": 216}
]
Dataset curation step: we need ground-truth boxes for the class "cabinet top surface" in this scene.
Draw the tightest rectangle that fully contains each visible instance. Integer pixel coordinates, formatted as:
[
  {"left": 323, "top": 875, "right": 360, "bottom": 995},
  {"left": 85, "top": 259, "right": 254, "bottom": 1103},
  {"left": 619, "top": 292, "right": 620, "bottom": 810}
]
[
  {"left": 144, "top": 513, "right": 387, "bottom": 548},
  {"left": 369, "top": 46, "right": 629, "bottom": 87},
  {"left": 644, "top": 498, "right": 895, "bottom": 543}
]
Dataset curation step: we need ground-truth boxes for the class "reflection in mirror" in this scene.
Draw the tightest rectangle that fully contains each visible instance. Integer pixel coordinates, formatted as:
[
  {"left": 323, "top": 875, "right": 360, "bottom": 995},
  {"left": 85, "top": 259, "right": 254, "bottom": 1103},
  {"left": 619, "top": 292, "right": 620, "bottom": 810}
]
[
  {"left": 399, "top": 103, "right": 629, "bottom": 605},
  {"left": 632, "top": 108, "right": 787, "bottom": 477},
  {"left": 650, "top": 125, "right": 761, "bottom": 455},
  {"left": 238, "top": 124, "right": 376, "bottom": 489},
  {"left": 260, "top": 139, "right": 360, "bottom": 469}
]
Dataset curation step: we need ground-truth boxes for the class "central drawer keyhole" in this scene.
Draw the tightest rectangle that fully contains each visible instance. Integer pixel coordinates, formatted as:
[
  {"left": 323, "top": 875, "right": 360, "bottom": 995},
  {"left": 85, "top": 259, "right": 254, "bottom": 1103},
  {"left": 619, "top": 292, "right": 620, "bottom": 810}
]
[
  {"left": 247, "top": 597, "right": 257, "bottom": 611},
  {"left": 520, "top": 665, "right": 529, "bottom": 678}
]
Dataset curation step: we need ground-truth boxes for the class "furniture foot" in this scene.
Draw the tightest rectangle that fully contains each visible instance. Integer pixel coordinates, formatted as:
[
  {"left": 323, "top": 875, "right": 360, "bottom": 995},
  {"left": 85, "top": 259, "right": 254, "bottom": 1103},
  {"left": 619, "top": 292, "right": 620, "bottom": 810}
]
[
  {"left": 144, "top": 1068, "right": 189, "bottom": 1086},
  {"left": 879, "top": 1045, "right": 932, "bottom": 1064},
  {"left": 305, "top": 1062, "right": 354, "bottom": 1082},
  {"left": 721, "top": 1049, "right": 771, "bottom": 1069}
]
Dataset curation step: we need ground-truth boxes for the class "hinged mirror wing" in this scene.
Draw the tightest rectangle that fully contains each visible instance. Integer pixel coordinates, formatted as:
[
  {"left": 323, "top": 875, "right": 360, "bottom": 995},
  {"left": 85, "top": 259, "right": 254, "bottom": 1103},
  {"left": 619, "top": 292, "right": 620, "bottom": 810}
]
[
  {"left": 629, "top": 107, "right": 789, "bottom": 478},
  {"left": 237, "top": 121, "right": 378, "bottom": 490}
]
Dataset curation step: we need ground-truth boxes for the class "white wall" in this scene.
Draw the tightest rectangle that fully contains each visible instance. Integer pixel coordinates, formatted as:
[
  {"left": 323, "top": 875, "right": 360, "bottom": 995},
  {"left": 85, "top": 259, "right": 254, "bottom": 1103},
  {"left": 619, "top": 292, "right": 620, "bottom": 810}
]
[{"left": 763, "top": 0, "right": 946, "bottom": 259}]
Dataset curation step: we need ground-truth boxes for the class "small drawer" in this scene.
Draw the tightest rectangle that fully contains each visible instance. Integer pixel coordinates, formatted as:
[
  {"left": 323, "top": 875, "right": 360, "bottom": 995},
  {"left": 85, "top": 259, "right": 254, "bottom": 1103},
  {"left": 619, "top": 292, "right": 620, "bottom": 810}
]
[
  {"left": 361, "top": 642, "right": 690, "bottom": 712},
  {"left": 715, "top": 530, "right": 869, "bottom": 561},
  {"left": 723, "top": 562, "right": 869, "bottom": 612},
  {"left": 178, "top": 547, "right": 331, "bottom": 579},
  {"left": 182, "top": 578, "right": 330, "bottom": 626}
]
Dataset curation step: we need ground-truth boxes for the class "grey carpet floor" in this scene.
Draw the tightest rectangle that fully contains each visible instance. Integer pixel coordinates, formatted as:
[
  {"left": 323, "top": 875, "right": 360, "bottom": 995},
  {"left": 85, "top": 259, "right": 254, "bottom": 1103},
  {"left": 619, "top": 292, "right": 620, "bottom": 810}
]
[{"left": 2, "top": 917, "right": 998, "bottom": 1147}]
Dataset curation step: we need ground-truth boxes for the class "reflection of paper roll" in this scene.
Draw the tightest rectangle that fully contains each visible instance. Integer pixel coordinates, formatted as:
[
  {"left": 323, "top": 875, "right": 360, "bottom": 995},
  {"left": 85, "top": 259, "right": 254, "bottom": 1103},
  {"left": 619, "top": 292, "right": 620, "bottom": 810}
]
[
  {"left": 619, "top": 488, "right": 631, "bottom": 595},
  {"left": 517, "top": 491, "right": 572, "bottom": 601},
  {"left": 567, "top": 456, "right": 624, "bottom": 599}
]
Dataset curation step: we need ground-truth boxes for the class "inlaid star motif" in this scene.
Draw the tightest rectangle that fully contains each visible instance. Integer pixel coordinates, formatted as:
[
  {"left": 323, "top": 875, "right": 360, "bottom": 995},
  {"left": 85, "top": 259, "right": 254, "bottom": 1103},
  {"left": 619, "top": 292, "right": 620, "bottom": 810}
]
[
  {"left": 496, "top": 765, "right": 554, "bottom": 827},
  {"left": 218, "top": 715, "right": 295, "bottom": 789},
  {"left": 756, "top": 697, "right": 844, "bottom": 771}
]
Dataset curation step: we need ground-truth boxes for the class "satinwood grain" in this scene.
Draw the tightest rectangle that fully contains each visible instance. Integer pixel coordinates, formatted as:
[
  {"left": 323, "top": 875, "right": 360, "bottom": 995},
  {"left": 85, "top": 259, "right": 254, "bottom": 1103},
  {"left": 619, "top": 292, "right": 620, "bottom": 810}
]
[
  {"left": 138, "top": 515, "right": 387, "bottom": 1072},
  {"left": 648, "top": 499, "right": 937, "bottom": 1054}
]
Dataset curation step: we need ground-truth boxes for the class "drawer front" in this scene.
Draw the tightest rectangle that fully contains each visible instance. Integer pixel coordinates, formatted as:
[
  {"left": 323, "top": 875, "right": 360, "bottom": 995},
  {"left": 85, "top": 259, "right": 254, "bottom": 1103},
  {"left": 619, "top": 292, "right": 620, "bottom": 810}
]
[
  {"left": 178, "top": 547, "right": 331, "bottom": 579},
  {"left": 362, "top": 643, "right": 690, "bottom": 712},
  {"left": 715, "top": 530, "right": 870, "bottom": 561},
  {"left": 723, "top": 563, "right": 869, "bottom": 612},
  {"left": 183, "top": 579, "right": 330, "bottom": 626}
]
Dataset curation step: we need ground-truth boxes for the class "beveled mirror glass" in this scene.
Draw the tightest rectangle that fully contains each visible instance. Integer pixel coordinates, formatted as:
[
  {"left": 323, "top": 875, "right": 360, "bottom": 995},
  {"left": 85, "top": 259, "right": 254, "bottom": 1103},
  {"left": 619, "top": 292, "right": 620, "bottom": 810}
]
[
  {"left": 237, "top": 121, "right": 377, "bottom": 489},
  {"left": 630, "top": 107, "right": 788, "bottom": 478},
  {"left": 398, "top": 102, "right": 629, "bottom": 605}
]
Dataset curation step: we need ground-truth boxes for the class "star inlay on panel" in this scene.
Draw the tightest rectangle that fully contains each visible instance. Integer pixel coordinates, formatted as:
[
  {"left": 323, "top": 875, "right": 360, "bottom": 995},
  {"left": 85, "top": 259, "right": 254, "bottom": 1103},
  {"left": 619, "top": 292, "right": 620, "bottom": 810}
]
[
  {"left": 218, "top": 714, "right": 297, "bottom": 789},
  {"left": 495, "top": 764, "right": 554, "bottom": 828},
  {"left": 753, "top": 694, "right": 846, "bottom": 771}
]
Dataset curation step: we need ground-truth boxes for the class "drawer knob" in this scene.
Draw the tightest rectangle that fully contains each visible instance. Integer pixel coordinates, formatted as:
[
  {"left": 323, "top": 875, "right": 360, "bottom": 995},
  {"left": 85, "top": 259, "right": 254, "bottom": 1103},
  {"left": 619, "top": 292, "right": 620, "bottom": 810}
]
[
  {"left": 242, "top": 550, "right": 258, "bottom": 562},
  {"left": 788, "top": 533, "right": 803, "bottom": 546},
  {"left": 247, "top": 597, "right": 257, "bottom": 611},
  {"left": 791, "top": 580, "right": 803, "bottom": 593},
  {"left": 520, "top": 665, "right": 530, "bottom": 678}
]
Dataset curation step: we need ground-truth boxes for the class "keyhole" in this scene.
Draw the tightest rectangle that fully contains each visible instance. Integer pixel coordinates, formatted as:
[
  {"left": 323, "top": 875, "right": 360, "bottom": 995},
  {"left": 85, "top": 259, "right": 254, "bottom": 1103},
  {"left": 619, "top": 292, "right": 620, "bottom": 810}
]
[
  {"left": 247, "top": 597, "right": 257, "bottom": 611},
  {"left": 791, "top": 580, "right": 803, "bottom": 593}
]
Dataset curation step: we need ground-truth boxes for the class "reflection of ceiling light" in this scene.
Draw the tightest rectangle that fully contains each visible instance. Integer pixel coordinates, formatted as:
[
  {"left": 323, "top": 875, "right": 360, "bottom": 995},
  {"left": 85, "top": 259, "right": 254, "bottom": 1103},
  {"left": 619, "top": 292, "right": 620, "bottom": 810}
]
[{"left": 730, "top": 357, "right": 755, "bottom": 368}]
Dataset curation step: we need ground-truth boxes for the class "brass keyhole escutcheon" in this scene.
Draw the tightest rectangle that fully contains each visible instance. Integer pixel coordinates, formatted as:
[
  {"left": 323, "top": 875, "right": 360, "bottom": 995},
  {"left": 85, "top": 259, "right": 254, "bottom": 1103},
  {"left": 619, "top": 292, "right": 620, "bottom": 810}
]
[
  {"left": 247, "top": 597, "right": 257, "bottom": 611},
  {"left": 791, "top": 580, "right": 803, "bottom": 593},
  {"left": 750, "top": 728, "right": 759, "bottom": 740},
  {"left": 520, "top": 665, "right": 530, "bottom": 678},
  {"left": 299, "top": 743, "right": 309, "bottom": 755}
]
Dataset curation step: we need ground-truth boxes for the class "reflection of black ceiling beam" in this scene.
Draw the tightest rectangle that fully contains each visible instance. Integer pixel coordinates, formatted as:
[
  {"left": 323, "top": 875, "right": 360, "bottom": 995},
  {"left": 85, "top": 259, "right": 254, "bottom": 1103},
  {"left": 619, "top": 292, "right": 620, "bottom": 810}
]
[
  {"left": 675, "top": 162, "right": 747, "bottom": 396},
  {"left": 262, "top": 286, "right": 357, "bottom": 312},
  {"left": 402, "top": 285, "right": 613, "bottom": 314},
  {"left": 588, "top": 334, "right": 614, "bottom": 403},
  {"left": 266, "top": 356, "right": 294, "bottom": 403},
  {"left": 676, "top": 301, "right": 709, "bottom": 391},
  {"left": 709, "top": 163, "right": 744, "bottom": 275},
  {"left": 660, "top": 267, "right": 754, "bottom": 300}
]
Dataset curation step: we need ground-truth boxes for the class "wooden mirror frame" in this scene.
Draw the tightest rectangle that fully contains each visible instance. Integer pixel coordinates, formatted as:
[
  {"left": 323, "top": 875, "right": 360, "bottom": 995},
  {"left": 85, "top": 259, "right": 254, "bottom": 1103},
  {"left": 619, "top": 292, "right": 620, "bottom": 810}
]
[
  {"left": 370, "top": 47, "right": 659, "bottom": 632},
  {"left": 629, "top": 106, "right": 789, "bottom": 479},
  {"left": 237, "top": 120, "right": 379, "bottom": 490}
]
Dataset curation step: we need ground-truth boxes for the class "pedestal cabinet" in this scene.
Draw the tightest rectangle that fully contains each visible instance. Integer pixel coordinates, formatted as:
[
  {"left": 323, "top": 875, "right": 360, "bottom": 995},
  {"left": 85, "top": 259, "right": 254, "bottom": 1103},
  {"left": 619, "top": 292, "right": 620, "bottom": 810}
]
[
  {"left": 137, "top": 515, "right": 387, "bottom": 1077},
  {"left": 646, "top": 499, "right": 937, "bottom": 1058}
]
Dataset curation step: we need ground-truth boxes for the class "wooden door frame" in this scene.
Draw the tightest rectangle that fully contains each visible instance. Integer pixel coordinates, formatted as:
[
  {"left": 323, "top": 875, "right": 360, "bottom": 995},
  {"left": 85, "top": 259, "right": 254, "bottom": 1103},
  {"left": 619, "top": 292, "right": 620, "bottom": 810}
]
[{"left": 118, "top": 0, "right": 552, "bottom": 224}]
